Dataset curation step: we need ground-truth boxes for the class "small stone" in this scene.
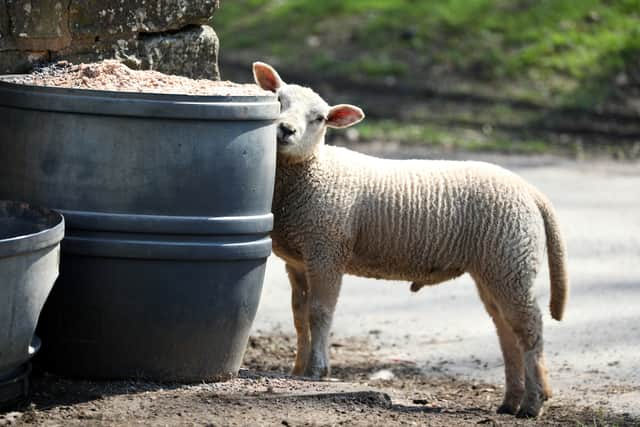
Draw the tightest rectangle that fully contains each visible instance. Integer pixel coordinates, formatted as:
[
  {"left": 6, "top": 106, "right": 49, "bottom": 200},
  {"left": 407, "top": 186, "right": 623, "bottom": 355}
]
[{"left": 369, "top": 369, "right": 395, "bottom": 381}]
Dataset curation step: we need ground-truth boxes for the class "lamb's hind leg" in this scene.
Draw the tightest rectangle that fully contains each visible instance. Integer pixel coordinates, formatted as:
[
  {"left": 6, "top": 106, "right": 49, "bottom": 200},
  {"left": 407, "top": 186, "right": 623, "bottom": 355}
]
[
  {"left": 493, "top": 287, "right": 551, "bottom": 418},
  {"left": 286, "top": 263, "right": 310, "bottom": 376},
  {"left": 475, "top": 282, "right": 525, "bottom": 415}
]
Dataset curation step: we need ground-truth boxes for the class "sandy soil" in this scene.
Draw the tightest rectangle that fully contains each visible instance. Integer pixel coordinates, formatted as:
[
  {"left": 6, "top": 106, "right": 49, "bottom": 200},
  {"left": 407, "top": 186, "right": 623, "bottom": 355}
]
[
  {"left": 4, "top": 61, "right": 269, "bottom": 96},
  {"left": 1, "top": 334, "right": 637, "bottom": 426}
]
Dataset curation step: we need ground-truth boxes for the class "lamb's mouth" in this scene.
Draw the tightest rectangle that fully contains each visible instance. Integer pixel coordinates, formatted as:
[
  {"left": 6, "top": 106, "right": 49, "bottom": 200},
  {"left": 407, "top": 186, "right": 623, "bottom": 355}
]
[{"left": 277, "top": 138, "right": 293, "bottom": 146}]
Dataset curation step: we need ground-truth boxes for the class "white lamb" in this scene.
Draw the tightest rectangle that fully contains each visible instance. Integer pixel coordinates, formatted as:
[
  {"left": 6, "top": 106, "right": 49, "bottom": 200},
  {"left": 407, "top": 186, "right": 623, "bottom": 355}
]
[{"left": 253, "top": 62, "right": 568, "bottom": 418}]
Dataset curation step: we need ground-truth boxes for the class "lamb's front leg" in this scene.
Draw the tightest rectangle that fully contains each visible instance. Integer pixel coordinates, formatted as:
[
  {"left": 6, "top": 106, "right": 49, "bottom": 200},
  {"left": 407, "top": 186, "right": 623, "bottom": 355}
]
[
  {"left": 304, "top": 264, "right": 343, "bottom": 378},
  {"left": 285, "top": 263, "right": 310, "bottom": 376}
]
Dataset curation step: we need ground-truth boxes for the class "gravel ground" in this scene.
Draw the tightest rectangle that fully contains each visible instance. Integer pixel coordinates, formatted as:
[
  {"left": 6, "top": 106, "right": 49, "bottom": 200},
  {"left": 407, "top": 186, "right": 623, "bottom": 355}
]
[{"left": 1, "top": 335, "right": 637, "bottom": 426}]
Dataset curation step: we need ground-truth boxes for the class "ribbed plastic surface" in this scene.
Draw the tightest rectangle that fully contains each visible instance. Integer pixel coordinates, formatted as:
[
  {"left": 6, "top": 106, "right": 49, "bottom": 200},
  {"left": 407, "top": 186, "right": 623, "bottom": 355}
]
[{"left": 0, "top": 79, "right": 278, "bottom": 381}]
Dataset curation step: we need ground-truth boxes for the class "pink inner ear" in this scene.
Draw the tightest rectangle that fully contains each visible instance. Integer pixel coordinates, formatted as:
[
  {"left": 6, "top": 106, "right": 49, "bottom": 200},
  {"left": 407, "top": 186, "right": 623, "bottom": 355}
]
[
  {"left": 259, "top": 74, "right": 278, "bottom": 92},
  {"left": 327, "top": 106, "right": 363, "bottom": 127},
  {"left": 254, "top": 65, "right": 280, "bottom": 92}
]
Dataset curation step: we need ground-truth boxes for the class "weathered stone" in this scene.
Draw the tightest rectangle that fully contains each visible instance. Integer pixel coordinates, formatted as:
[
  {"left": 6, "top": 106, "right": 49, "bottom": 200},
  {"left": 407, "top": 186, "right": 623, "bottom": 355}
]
[
  {"left": 8, "top": 0, "right": 71, "bottom": 51},
  {"left": 0, "top": 0, "right": 220, "bottom": 79},
  {"left": 135, "top": 25, "right": 219, "bottom": 79},
  {"left": 0, "top": 48, "right": 47, "bottom": 74},
  {"left": 55, "top": 25, "right": 220, "bottom": 79},
  {"left": 69, "top": 0, "right": 218, "bottom": 38},
  {"left": 0, "top": 2, "right": 11, "bottom": 48}
]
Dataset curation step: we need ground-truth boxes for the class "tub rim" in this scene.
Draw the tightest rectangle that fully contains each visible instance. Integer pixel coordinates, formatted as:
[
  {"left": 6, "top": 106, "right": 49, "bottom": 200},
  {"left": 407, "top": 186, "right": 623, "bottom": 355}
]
[
  {"left": 0, "top": 200, "right": 65, "bottom": 258},
  {"left": 0, "top": 76, "right": 280, "bottom": 120},
  {"left": 60, "top": 209, "right": 273, "bottom": 235}
]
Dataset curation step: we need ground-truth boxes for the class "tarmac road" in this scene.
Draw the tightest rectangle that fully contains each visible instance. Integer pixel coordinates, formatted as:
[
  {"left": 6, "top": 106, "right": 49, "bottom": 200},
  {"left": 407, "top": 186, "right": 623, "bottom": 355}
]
[{"left": 252, "top": 152, "right": 640, "bottom": 415}]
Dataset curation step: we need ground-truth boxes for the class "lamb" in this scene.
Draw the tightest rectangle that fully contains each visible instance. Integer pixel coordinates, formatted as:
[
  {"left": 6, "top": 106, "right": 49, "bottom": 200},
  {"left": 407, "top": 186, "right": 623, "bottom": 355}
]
[{"left": 253, "top": 62, "right": 568, "bottom": 418}]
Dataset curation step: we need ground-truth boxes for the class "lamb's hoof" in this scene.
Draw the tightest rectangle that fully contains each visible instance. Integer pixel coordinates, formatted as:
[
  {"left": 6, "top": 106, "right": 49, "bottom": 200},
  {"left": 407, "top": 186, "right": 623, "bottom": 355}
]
[
  {"left": 516, "top": 405, "right": 543, "bottom": 419},
  {"left": 496, "top": 403, "right": 518, "bottom": 415},
  {"left": 516, "top": 390, "right": 545, "bottom": 418},
  {"left": 303, "top": 365, "right": 329, "bottom": 379}
]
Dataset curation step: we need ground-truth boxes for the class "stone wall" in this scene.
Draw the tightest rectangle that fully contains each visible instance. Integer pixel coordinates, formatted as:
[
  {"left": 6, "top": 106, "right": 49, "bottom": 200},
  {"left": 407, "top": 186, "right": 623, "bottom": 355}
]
[{"left": 0, "top": 0, "right": 220, "bottom": 79}]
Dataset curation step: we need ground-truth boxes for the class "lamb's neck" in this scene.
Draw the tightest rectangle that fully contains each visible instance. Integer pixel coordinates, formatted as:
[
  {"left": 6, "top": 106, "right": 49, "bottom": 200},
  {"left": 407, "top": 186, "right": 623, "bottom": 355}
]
[{"left": 273, "top": 153, "right": 319, "bottom": 209}]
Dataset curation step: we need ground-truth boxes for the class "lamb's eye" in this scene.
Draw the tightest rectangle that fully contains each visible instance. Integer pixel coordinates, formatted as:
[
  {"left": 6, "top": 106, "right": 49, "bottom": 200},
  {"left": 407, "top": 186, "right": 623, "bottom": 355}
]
[{"left": 312, "top": 115, "right": 325, "bottom": 124}]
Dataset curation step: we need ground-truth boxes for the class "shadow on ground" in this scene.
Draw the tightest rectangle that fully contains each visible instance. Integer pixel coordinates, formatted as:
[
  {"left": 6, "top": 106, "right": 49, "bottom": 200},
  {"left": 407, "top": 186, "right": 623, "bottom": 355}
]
[{"left": 1, "top": 334, "right": 637, "bottom": 426}]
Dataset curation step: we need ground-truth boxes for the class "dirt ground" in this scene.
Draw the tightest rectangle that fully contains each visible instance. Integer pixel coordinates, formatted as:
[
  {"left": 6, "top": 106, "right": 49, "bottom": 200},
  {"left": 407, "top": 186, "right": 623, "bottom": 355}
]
[{"left": 1, "top": 334, "right": 637, "bottom": 427}]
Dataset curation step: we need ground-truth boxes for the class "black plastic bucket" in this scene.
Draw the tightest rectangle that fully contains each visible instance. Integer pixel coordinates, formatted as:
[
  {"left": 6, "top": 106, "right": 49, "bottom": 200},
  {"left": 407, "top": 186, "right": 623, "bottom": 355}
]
[{"left": 0, "top": 78, "right": 278, "bottom": 381}]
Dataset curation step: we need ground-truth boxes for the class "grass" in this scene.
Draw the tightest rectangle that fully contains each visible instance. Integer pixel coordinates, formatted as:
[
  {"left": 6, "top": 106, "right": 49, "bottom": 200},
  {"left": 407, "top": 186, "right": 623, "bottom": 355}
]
[
  {"left": 213, "top": 0, "right": 640, "bottom": 108},
  {"left": 345, "top": 119, "right": 553, "bottom": 154},
  {"left": 341, "top": 118, "right": 640, "bottom": 159}
]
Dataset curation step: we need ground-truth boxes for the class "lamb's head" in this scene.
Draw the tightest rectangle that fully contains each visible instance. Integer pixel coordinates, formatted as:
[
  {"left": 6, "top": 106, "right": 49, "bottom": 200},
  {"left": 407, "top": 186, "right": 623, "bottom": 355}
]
[{"left": 253, "top": 62, "right": 364, "bottom": 162}]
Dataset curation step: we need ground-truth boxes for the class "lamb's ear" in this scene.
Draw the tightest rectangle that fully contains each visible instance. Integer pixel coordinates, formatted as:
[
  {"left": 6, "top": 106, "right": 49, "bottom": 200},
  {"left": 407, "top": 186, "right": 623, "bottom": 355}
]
[
  {"left": 326, "top": 104, "right": 365, "bottom": 128},
  {"left": 252, "top": 62, "right": 284, "bottom": 92}
]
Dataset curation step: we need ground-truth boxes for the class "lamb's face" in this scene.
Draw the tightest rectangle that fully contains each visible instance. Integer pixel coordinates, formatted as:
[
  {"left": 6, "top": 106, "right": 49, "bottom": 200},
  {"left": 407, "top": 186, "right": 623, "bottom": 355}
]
[
  {"left": 275, "top": 84, "right": 330, "bottom": 159},
  {"left": 253, "top": 62, "right": 365, "bottom": 162}
]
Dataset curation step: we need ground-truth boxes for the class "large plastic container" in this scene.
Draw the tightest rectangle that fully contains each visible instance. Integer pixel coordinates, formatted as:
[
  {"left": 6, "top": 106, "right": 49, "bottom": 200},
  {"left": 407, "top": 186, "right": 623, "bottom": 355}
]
[
  {"left": 0, "top": 78, "right": 278, "bottom": 381},
  {"left": 0, "top": 201, "right": 64, "bottom": 406}
]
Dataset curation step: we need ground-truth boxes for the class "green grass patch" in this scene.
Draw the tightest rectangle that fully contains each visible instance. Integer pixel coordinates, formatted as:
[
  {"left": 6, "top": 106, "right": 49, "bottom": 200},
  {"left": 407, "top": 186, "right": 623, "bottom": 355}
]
[
  {"left": 214, "top": 0, "right": 640, "bottom": 93},
  {"left": 353, "top": 119, "right": 552, "bottom": 154}
]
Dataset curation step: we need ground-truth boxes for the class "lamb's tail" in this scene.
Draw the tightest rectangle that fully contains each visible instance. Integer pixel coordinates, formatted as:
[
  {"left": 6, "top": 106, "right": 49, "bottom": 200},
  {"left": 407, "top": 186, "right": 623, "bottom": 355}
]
[{"left": 532, "top": 188, "right": 569, "bottom": 321}]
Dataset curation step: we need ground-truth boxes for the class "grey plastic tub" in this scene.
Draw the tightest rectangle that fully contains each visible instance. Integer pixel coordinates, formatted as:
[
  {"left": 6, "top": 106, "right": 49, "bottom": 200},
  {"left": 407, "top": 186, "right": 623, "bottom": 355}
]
[
  {"left": 0, "top": 78, "right": 278, "bottom": 381},
  {"left": 0, "top": 201, "right": 64, "bottom": 406}
]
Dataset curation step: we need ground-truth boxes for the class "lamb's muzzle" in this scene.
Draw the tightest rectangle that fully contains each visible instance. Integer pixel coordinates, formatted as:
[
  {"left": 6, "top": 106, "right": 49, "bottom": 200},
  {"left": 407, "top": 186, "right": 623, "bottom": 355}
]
[
  {"left": 252, "top": 61, "right": 568, "bottom": 419},
  {"left": 277, "top": 122, "right": 297, "bottom": 145}
]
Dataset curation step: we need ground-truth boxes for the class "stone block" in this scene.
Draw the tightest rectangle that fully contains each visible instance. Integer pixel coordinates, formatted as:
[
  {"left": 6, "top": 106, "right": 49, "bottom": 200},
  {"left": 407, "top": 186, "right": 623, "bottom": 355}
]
[
  {"left": 55, "top": 24, "right": 220, "bottom": 79},
  {"left": 8, "top": 0, "right": 71, "bottom": 51},
  {"left": 0, "top": 0, "right": 220, "bottom": 78},
  {"left": 69, "top": 0, "right": 218, "bottom": 37}
]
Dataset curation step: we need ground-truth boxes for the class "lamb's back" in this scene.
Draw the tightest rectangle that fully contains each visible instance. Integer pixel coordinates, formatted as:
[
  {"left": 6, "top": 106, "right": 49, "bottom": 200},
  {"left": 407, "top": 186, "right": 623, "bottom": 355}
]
[{"left": 318, "top": 146, "right": 543, "bottom": 281}]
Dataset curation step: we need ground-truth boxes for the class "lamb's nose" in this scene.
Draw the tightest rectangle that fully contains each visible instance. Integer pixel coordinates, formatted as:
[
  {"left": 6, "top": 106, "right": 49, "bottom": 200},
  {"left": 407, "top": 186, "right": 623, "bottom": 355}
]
[{"left": 278, "top": 123, "right": 296, "bottom": 137}]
